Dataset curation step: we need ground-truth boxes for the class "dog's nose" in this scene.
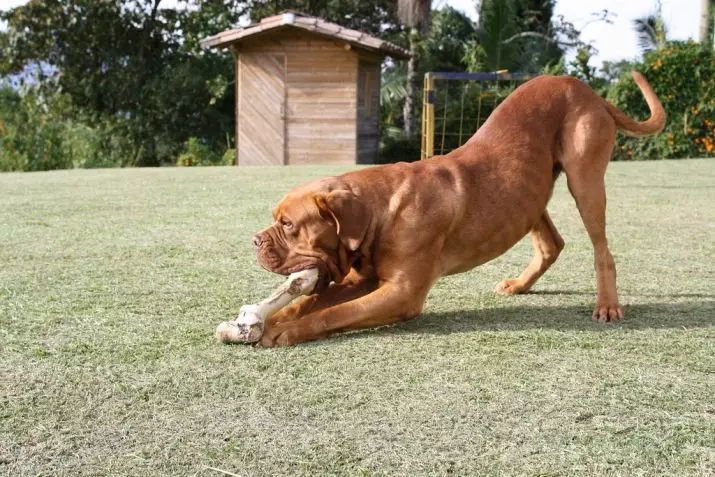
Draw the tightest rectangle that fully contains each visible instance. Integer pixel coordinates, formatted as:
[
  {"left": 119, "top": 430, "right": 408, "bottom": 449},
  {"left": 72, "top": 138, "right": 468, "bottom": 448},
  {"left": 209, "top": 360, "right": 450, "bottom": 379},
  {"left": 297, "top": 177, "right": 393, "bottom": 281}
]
[{"left": 252, "top": 234, "right": 263, "bottom": 247}]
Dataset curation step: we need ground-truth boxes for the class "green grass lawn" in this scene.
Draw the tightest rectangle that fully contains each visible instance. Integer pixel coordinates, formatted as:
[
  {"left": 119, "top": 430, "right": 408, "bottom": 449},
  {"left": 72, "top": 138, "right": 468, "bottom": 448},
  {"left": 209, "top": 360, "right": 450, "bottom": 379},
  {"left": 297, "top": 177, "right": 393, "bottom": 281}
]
[{"left": 1, "top": 160, "right": 714, "bottom": 476}]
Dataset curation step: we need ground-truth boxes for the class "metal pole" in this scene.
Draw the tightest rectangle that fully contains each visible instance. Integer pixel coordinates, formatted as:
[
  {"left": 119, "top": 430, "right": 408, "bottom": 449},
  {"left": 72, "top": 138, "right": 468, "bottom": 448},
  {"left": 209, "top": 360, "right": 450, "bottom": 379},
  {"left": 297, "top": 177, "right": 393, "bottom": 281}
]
[{"left": 421, "top": 73, "right": 435, "bottom": 159}]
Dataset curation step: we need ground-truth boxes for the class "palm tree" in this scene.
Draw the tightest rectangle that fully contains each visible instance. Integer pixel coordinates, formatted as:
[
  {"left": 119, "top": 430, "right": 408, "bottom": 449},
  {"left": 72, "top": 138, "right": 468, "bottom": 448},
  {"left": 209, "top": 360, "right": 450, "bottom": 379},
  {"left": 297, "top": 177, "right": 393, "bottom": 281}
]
[
  {"left": 633, "top": 1, "right": 668, "bottom": 55},
  {"left": 397, "top": 0, "right": 431, "bottom": 137},
  {"left": 633, "top": 15, "right": 667, "bottom": 53}
]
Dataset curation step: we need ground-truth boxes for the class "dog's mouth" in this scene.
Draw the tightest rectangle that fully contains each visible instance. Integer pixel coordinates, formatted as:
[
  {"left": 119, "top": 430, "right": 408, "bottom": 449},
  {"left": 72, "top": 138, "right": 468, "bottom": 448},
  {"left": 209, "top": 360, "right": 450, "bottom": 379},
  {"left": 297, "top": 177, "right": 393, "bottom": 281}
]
[
  {"left": 256, "top": 254, "right": 331, "bottom": 292},
  {"left": 287, "top": 262, "right": 331, "bottom": 292}
]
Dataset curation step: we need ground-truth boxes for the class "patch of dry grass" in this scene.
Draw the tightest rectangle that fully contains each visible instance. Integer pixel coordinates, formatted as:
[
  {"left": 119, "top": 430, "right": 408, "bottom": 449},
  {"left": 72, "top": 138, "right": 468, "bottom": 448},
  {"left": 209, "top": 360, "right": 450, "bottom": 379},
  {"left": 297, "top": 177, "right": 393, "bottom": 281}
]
[{"left": 1, "top": 160, "right": 714, "bottom": 476}]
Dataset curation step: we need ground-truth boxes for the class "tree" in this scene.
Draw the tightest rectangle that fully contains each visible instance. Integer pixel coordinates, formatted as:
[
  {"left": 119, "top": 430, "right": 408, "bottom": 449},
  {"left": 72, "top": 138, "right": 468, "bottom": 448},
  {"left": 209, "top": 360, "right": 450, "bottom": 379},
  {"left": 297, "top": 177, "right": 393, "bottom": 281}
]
[
  {"left": 246, "top": 0, "right": 400, "bottom": 38},
  {"left": 512, "top": 0, "right": 563, "bottom": 71},
  {"left": 476, "top": 0, "right": 562, "bottom": 72},
  {"left": 633, "top": 15, "right": 668, "bottom": 54},
  {"left": 0, "top": 0, "right": 247, "bottom": 166},
  {"left": 600, "top": 59, "right": 635, "bottom": 83},
  {"left": 421, "top": 7, "right": 479, "bottom": 72},
  {"left": 700, "top": 0, "right": 714, "bottom": 46},
  {"left": 477, "top": 0, "right": 517, "bottom": 71},
  {"left": 380, "top": 7, "right": 478, "bottom": 135},
  {"left": 397, "top": 0, "right": 432, "bottom": 137},
  {"left": 608, "top": 40, "right": 714, "bottom": 160},
  {"left": 632, "top": 1, "right": 667, "bottom": 55}
]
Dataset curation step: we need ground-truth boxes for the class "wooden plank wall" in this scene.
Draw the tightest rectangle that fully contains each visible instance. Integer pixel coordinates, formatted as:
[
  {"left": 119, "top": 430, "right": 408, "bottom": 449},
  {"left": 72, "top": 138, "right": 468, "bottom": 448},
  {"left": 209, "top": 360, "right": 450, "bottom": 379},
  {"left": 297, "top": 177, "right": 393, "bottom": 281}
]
[
  {"left": 237, "top": 31, "right": 358, "bottom": 166},
  {"left": 236, "top": 53, "right": 286, "bottom": 165},
  {"left": 356, "top": 59, "right": 381, "bottom": 164}
]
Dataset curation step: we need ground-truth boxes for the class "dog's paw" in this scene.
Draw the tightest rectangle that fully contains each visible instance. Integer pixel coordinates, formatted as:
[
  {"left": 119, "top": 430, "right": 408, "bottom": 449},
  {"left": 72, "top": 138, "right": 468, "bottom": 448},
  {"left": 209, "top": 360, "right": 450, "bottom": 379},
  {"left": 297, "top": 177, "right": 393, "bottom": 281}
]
[
  {"left": 495, "top": 278, "right": 529, "bottom": 296},
  {"left": 592, "top": 303, "right": 624, "bottom": 323},
  {"left": 258, "top": 322, "right": 311, "bottom": 348}
]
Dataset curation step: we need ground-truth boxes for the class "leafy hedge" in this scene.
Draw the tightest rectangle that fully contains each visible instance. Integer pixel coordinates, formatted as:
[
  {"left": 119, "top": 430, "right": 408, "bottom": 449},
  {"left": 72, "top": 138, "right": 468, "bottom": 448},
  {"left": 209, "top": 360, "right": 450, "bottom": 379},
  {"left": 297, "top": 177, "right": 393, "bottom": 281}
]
[
  {"left": 1, "top": 85, "right": 234, "bottom": 172},
  {"left": 608, "top": 41, "right": 714, "bottom": 160},
  {"left": 176, "top": 137, "right": 234, "bottom": 167},
  {"left": 0, "top": 86, "right": 131, "bottom": 171}
]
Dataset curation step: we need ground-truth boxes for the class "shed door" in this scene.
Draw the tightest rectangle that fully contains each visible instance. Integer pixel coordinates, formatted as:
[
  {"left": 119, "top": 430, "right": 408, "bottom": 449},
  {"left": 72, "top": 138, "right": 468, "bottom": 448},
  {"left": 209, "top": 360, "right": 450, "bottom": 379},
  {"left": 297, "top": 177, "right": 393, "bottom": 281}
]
[{"left": 238, "top": 54, "right": 286, "bottom": 165}]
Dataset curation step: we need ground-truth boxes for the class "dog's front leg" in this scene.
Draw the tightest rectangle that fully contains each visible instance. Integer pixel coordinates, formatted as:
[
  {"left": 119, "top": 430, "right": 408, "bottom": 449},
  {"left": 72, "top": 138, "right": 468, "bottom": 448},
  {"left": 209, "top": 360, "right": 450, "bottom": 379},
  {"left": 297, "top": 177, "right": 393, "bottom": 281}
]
[
  {"left": 265, "top": 276, "right": 378, "bottom": 327},
  {"left": 259, "top": 282, "right": 428, "bottom": 347}
]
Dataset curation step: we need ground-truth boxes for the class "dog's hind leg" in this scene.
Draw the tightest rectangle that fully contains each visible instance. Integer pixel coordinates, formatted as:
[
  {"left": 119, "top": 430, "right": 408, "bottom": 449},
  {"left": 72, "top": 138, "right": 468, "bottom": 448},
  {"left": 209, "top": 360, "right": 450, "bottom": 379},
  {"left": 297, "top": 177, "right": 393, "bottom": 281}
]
[
  {"left": 560, "top": 110, "right": 623, "bottom": 322},
  {"left": 495, "top": 211, "right": 564, "bottom": 295}
]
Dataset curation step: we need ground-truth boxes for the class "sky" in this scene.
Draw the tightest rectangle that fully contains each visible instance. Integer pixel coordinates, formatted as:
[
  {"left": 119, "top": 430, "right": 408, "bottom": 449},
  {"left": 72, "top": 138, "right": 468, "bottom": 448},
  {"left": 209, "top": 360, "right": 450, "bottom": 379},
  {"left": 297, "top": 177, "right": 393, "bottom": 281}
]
[
  {"left": 439, "top": 0, "right": 701, "bottom": 64},
  {"left": 0, "top": 0, "right": 703, "bottom": 67}
]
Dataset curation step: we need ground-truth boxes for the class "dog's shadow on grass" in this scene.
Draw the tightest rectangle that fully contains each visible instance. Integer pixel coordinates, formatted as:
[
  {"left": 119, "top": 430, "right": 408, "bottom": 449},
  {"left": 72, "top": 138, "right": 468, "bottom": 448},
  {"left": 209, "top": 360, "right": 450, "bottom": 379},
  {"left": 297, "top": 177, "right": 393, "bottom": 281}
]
[{"left": 379, "top": 298, "right": 715, "bottom": 337}]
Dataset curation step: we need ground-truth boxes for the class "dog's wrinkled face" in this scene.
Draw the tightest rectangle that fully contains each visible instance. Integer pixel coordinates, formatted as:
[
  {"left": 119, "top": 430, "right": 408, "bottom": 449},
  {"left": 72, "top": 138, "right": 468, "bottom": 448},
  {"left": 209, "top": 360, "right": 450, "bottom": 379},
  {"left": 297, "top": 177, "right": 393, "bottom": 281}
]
[{"left": 253, "top": 184, "right": 370, "bottom": 288}]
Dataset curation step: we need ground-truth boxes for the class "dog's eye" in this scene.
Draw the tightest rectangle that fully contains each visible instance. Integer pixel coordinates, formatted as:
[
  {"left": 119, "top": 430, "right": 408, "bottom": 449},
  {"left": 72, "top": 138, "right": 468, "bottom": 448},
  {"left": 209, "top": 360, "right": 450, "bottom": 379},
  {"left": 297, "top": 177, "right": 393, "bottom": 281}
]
[{"left": 281, "top": 219, "right": 293, "bottom": 229}]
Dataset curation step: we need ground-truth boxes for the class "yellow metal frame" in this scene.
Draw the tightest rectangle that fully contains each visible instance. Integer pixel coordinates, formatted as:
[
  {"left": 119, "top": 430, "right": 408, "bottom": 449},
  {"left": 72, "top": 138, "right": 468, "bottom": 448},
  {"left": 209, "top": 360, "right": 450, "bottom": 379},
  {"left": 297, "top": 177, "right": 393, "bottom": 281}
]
[{"left": 420, "top": 70, "right": 537, "bottom": 160}]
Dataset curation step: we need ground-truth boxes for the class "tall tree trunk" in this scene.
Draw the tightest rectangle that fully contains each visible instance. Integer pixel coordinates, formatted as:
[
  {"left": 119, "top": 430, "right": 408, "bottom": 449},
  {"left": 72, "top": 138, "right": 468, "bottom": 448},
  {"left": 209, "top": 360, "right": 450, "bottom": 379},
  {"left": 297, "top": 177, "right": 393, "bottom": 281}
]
[
  {"left": 700, "top": 0, "right": 713, "bottom": 44},
  {"left": 403, "top": 28, "right": 419, "bottom": 137}
]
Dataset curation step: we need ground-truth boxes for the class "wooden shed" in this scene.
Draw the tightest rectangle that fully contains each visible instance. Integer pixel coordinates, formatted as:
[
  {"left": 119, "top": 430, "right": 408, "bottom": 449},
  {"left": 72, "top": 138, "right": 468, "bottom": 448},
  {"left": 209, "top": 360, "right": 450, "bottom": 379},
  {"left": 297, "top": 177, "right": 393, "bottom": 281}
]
[{"left": 201, "top": 12, "right": 409, "bottom": 166}]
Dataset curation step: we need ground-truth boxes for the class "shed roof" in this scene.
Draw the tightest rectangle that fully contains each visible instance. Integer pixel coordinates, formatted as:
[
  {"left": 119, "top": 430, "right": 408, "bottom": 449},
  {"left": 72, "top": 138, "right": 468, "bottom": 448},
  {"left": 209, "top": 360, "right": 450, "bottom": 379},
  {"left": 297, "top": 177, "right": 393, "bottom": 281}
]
[{"left": 200, "top": 11, "right": 410, "bottom": 60}]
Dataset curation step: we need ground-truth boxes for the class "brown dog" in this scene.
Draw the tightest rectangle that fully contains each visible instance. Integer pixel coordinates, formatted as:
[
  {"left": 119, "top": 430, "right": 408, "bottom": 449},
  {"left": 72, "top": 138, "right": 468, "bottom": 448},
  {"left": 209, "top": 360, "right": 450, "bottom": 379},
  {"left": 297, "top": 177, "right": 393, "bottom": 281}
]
[{"left": 252, "top": 72, "right": 666, "bottom": 347}]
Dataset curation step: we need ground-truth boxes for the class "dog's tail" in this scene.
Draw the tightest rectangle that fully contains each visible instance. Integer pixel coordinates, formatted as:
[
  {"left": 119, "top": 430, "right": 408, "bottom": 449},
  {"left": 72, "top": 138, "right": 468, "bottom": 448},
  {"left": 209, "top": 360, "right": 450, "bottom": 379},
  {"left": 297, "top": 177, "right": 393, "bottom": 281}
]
[{"left": 605, "top": 71, "right": 666, "bottom": 137}]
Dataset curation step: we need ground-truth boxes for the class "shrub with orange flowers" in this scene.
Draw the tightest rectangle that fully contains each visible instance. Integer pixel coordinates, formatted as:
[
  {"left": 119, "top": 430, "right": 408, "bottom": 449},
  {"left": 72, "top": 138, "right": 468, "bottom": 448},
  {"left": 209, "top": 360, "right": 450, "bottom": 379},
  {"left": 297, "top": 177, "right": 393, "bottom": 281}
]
[{"left": 607, "top": 40, "right": 714, "bottom": 160}]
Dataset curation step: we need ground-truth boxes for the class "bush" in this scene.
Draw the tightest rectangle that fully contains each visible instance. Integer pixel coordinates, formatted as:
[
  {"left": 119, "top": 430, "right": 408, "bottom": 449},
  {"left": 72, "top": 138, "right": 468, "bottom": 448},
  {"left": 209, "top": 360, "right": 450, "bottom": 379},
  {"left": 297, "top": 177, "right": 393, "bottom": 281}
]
[
  {"left": 0, "top": 87, "right": 74, "bottom": 172},
  {"left": 176, "top": 137, "right": 233, "bottom": 167},
  {"left": 0, "top": 86, "right": 128, "bottom": 171},
  {"left": 62, "top": 122, "right": 124, "bottom": 169},
  {"left": 221, "top": 148, "right": 236, "bottom": 166},
  {"left": 1, "top": 85, "right": 234, "bottom": 171},
  {"left": 378, "top": 129, "right": 422, "bottom": 164},
  {"left": 607, "top": 41, "right": 715, "bottom": 160}
]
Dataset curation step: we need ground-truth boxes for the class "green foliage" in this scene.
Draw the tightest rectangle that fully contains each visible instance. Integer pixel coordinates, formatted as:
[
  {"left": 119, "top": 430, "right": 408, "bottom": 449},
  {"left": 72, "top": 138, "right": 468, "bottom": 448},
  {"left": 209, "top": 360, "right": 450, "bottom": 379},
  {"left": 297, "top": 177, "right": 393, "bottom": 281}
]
[
  {"left": 608, "top": 41, "right": 715, "bottom": 160},
  {"left": 633, "top": 14, "right": 668, "bottom": 54},
  {"left": 378, "top": 128, "right": 422, "bottom": 164},
  {"left": 422, "top": 7, "right": 480, "bottom": 72},
  {"left": 381, "top": 7, "right": 479, "bottom": 151},
  {"left": 176, "top": 137, "right": 234, "bottom": 167},
  {"left": 477, "top": 0, "right": 518, "bottom": 71},
  {"left": 600, "top": 59, "right": 636, "bottom": 83},
  {"left": 511, "top": 0, "right": 563, "bottom": 72},
  {"left": 247, "top": 0, "right": 400, "bottom": 37},
  {"left": 633, "top": 0, "right": 668, "bottom": 55},
  {"left": 221, "top": 148, "right": 237, "bottom": 166},
  {"left": 0, "top": 84, "right": 146, "bottom": 171},
  {"left": 0, "top": 0, "right": 242, "bottom": 167},
  {"left": 476, "top": 0, "right": 562, "bottom": 72},
  {"left": 0, "top": 86, "right": 72, "bottom": 171}
]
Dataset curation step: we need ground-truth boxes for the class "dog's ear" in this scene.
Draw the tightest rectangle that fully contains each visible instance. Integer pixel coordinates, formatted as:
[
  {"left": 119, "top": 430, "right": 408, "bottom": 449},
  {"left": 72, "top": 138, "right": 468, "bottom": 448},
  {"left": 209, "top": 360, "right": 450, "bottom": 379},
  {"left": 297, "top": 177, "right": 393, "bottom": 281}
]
[{"left": 314, "top": 190, "right": 370, "bottom": 251}]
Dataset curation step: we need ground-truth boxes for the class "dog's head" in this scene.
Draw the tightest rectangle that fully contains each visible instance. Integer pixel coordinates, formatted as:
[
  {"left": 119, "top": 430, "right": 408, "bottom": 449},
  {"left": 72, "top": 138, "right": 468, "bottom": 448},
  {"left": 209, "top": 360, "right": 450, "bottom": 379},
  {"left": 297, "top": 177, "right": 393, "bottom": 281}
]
[{"left": 253, "top": 181, "right": 371, "bottom": 288}]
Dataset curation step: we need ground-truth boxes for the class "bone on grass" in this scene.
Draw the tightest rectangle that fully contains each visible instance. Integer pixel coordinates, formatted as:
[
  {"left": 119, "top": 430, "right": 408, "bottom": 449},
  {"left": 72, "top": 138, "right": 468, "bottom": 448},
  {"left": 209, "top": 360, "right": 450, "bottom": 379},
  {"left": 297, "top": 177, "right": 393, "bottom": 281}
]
[{"left": 215, "top": 268, "right": 319, "bottom": 343}]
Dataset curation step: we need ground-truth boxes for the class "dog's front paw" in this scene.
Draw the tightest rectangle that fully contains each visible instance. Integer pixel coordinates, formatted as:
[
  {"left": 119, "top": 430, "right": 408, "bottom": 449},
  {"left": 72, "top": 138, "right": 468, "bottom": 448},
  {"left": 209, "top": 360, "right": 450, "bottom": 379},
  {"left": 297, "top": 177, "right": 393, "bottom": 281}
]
[
  {"left": 592, "top": 302, "right": 624, "bottom": 323},
  {"left": 495, "top": 278, "right": 530, "bottom": 295},
  {"left": 259, "top": 317, "right": 328, "bottom": 347},
  {"left": 257, "top": 322, "right": 308, "bottom": 348}
]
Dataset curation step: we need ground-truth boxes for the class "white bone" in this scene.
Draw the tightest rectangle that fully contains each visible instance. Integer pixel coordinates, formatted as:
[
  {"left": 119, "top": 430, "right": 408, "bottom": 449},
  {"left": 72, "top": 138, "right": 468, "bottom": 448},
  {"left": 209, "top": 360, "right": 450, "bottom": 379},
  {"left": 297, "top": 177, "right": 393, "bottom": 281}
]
[{"left": 215, "top": 268, "right": 320, "bottom": 343}]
